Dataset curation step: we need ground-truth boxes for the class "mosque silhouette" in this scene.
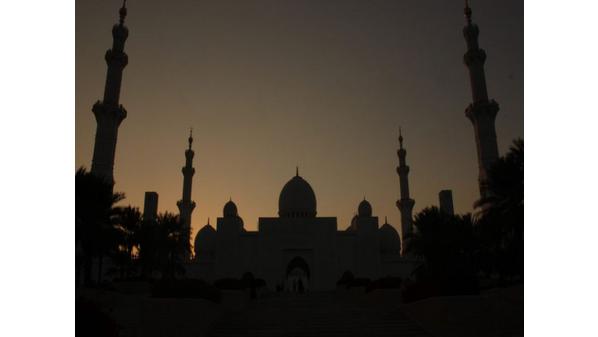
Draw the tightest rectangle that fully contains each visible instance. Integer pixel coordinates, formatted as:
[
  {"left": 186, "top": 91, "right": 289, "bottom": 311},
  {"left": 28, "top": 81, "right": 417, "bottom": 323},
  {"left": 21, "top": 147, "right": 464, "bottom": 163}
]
[{"left": 86, "top": 0, "right": 500, "bottom": 291}]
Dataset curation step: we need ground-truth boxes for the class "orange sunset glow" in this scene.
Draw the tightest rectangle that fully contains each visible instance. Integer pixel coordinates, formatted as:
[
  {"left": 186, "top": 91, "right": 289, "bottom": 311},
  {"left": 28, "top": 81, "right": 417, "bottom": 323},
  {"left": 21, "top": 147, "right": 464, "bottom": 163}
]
[{"left": 76, "top": 0, "right": 523, "bottom": 241}]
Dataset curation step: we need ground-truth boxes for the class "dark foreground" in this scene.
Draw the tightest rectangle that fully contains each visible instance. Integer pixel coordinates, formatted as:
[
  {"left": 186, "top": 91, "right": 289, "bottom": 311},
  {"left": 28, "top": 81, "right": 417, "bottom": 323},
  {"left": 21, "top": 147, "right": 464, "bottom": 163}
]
[
  {"left": 77, "top": 285, "right": 522, "bottom": 337},
  {"left": 209, "top": 291, "right": 429, "bottom": 337}
]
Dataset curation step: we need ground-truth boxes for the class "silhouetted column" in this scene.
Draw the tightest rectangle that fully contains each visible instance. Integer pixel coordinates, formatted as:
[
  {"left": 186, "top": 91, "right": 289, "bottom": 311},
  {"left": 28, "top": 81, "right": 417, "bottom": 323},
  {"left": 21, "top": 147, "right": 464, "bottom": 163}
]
[
  {"left": 143, "top": 192, "right": 159, "bottom": 222},
  {"left": 438, "top": 190, "right": 454, "bottom": 216},
  {"left": 462, "top": 1, "right": 500, "bottom": 203},
  {"left": 395, "top": 128, "right": 415, "bottom": 255},
  {"left": 177, "top": 129, "right": 196, "bottom": 252},
  {"left": 90, "top": 1, "right": 129, "bottom": 184}
]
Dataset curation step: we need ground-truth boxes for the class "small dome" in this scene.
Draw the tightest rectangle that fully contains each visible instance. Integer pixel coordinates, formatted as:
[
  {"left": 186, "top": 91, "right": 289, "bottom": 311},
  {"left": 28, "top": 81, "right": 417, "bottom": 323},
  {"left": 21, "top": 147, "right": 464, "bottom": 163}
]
[
  {"left": 358, "top": 199, "right": 372, "bottom": 217},
  {"left": 278, "top": 174, "right": 317, "bottom": 218},
  {"left": 223, "top": 199, "right": 238, "bottom": 217},
  {"left": 194, "top": 222, "right": 216, "bottom": 257},
  {"left": 350, "top": 214, "right": 358, "bottom": 228},
  {"left": 379, "top": 220, "right": 401, "bottom": 254}
]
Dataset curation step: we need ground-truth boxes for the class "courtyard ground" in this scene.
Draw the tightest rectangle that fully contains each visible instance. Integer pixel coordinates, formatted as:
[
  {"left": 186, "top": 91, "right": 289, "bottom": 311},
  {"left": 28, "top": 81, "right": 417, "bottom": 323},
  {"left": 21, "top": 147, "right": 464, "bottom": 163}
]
[{"left": 77, "top": 284, "right": 522, "bottom": 337}]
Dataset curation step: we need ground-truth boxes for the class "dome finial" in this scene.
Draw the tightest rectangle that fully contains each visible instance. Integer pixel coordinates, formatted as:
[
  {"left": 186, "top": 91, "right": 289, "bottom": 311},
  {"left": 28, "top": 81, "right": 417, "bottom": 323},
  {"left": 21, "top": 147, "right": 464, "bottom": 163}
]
[
  {"left": 358, "top": 198, "right": 372, "bottom": 217},
  {"left": 296, "top": 166, "right": 299, "bottom": 177},
  {"left": 464, "top": 0, "right": 472, "bottom": 25},
  {"left": 207, "top": 217, "right": 210, "bottom": 225},
  {"left": 119, "top": 0, "right": 128, "bottom": 25},
  {"left": 224, "top": 199, "right": 238, "bottom": 217},
  {"left": 188, "top": 127, "right": 193, "bottom": 149},
  {"left": 385, "top": 216, "right": 388, "bottom": 224}
]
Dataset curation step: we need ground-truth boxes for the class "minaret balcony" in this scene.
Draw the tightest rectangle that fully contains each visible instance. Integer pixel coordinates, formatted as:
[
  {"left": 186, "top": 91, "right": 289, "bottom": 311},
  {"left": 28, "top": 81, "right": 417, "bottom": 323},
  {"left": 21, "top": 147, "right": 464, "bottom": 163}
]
[
  {"left": 92, "top": 100, "right": 127, "bottom": 113},
  {"left": 397, "top": 198, "right": 415, "bottom": 211},
  {"left": 104, "top": 50, "right": 128, "bottom": 68},
  {"left": 182, "top": 167, "right": 195, "bottom": 176},
  {"left": 112, "top": 24, "right": 129, "bottom": 40},
  {"left": 92, "top": 102, "right": 127, "bottom": 124},
  {"left": 463, "top": 49, "right": 486, "bottom": 66},
  {"left": 396, "top": 166, "right": 410, "bottom": 175},
  {"left": 177, "top": 200, "right": 196, "bottom": 210},
  {"left": 465, "top": 99, "right": 499, "bottom": 122}
]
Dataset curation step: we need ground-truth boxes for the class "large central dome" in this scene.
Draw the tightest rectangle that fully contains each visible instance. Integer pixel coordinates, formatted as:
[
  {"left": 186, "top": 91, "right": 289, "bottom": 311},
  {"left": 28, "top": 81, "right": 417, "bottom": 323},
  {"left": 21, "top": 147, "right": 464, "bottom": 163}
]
[{"left": 278, "top": 172, "right": 317, "bottom": 218}]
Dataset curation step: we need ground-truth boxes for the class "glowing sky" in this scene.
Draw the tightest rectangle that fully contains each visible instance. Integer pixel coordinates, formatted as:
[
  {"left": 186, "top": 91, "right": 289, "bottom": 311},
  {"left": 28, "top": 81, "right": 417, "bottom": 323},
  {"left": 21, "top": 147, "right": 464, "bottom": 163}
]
[{"left": 76, "top": 0, "right": 523, "bottom": 239}]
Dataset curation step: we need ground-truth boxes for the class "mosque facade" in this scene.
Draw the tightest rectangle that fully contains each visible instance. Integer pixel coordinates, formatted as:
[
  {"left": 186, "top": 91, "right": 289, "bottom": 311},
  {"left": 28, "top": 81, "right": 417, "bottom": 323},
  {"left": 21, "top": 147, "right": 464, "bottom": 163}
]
[{"left": 188, "top": 171, "right": 415, "bottom": 291}]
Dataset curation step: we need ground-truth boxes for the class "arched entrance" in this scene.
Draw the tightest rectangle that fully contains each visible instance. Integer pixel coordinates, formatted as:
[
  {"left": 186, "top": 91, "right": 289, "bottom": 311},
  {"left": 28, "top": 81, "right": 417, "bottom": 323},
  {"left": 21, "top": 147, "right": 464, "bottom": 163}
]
[{"left": 286, "top": 256, "right": 310, "bottom": 293}]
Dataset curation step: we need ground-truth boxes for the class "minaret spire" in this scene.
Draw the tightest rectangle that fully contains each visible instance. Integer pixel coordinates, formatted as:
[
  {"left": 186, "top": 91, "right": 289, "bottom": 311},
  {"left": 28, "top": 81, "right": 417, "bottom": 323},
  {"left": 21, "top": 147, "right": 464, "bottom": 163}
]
[
  {"left": 399, "top": 127, "right": 404, "bottom": 149},
  {"left": 90, "top": 1, "right": 130, "bottom": 184},
  {"left": 177, "top": 130, "right": 197, "bottom": 259},
  {"left": 119, "top": 0, "right": 127, "bottom": 25},
  {"left": 396, "top": 128, "right": 415, "bottom": 255},
  {"left": 462, "top": 0, "right": 500, "bottom": 204},
  {"left": 464, "top": 0, "right": 472, "bottom": 25}
]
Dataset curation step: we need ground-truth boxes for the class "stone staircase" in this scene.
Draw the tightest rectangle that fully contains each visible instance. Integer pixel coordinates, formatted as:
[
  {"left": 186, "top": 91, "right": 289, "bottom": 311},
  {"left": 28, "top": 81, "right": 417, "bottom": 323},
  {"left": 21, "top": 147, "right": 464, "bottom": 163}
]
[{"left": 208, "top": 292, "right": 430, "bottom": 337}]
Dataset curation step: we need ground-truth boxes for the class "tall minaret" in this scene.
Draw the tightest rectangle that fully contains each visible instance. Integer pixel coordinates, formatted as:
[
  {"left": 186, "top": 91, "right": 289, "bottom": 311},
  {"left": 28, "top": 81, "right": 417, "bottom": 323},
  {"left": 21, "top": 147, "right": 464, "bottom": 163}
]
[
  {"left": 396, "top": 128, "right": 415, "bottom": 255},
  {"left": 177, "top": 129, "right": 196, "bottom": 234},
  {"left": 90, "top": 1, "right": 130, "bottom": 184},
  {"left": 462, "top": 0, "right": 500, "bottom": 202}
]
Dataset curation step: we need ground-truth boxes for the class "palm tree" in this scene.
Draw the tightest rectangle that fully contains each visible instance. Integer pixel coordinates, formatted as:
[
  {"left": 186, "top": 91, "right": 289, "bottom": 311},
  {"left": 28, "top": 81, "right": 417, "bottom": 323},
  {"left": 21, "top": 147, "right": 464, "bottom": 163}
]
[
  {"left": 136, "top": 217, "right": 158, "bottom": 279},
  {"left": 137, "top": 212, "right": 190, "bottom": 280},
  {"left": 113, "top": 206, "right": 142, "bottom": 279},
  {"left": 75, "top": 167, "right": 125, "bottom": 285},
  {"left": 476, "top": 139, "right": 524, "bottom": 281},
  {"left": 156, "top": 212, "right": 191, "bottom": 280},
  {"left": 406, "top": 207, "right": 477, "bottom": 295}
]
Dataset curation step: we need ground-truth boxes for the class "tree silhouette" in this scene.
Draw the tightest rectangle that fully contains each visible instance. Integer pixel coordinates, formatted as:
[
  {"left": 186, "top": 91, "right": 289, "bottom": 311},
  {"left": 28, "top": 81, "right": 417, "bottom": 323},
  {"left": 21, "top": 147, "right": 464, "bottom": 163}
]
[
  {"left": 157, "top": 212, "right": 190, "bottom": 279},
  {"left": 137, "top": 212, "right": 190, "bottom": 280},
  {"left": 112, "top": 205, "right": 142, "bottom": 279},
  {"left": 476, "top": 138, "right": 524, "bottom": 281},
  {"left": 137, "top": 216, "right": 160, "bottom": 279},
  {"left": 403, "top": 139, "right": 523, "bottom": 298},
  {"left": 75, "top": 167, "right": 124, "bottom": 285},
  {"left": 406, "top": 207, "right": 477, "bottom": 296}
]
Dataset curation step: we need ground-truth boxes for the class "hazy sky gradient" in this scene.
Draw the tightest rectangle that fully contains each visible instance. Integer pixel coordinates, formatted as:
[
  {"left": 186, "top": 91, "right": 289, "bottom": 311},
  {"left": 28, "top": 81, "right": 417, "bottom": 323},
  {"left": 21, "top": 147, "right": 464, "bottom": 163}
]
[{"left": 76, "top": 0, "right": 523, "bottom": 239}]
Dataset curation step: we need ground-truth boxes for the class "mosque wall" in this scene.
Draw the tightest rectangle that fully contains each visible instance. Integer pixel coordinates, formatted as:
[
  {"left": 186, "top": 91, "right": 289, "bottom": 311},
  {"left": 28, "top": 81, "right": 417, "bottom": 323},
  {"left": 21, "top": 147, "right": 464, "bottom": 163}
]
[
  {"left": 239, "top": 231, "right": 259, "bottom": 276},
  {"left": 335, "top": 232, "right": 357, "bottom": 280},
  {"left": 214, "top": 217, "right": 243, "bottom": 279},
  {"left": 189, "top": 175, "right": 413, "bottom": 291},
  {"left": 254, "top": 217, "right": 339, "bottom": 291},
  {"left": 189, "top": 221, "right": 412, "bottom": 289},
  {"left": 380, "top": 257, "right": 419, "bottom": 279},
  {"left": 352, "top": 217, "right": 382, "bottom": 279}
]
